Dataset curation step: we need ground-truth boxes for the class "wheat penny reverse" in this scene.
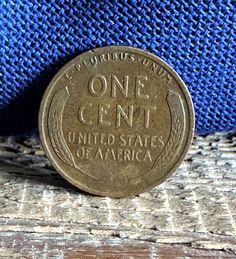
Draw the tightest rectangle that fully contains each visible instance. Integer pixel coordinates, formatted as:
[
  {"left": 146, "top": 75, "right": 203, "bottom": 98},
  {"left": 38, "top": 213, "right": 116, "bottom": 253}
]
[{"left": 39, "top": 46, "right": 194, "bottom": 197}]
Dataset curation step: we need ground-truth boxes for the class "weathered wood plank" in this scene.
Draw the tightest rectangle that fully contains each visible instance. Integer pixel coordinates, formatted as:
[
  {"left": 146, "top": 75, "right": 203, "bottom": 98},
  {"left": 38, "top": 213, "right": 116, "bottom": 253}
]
[
  {"left": 0, "top": 231, "right": 234, "bottom": 258},
  {"left": 0, "top": 132, "right": 235, "bottom": 257}
]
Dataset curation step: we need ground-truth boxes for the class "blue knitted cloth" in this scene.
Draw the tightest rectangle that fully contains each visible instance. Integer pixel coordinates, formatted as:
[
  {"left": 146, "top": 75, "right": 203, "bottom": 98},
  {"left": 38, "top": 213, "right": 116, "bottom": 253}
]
[{"left": 1, "top": 0, "right": 236, "bottom": 134}]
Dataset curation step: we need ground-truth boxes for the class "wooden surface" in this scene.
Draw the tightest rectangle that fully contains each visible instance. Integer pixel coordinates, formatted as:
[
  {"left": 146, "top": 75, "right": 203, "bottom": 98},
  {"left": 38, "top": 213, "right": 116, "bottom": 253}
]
[{"left": 0, "top": 132, "right": 235, "bottom": 258}]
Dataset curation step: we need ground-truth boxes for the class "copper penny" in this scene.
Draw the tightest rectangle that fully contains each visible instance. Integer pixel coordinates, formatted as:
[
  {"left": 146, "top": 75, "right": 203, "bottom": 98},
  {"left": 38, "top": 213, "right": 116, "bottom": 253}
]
[{"left": 39, "top": 46, "right": 195, "bottom": 197}]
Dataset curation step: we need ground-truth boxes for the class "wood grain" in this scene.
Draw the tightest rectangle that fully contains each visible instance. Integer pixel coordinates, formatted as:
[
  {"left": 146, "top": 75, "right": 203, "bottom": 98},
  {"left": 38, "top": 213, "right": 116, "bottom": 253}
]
[{"left": 0, "top": 132, "right": 235, "bottom": 258}]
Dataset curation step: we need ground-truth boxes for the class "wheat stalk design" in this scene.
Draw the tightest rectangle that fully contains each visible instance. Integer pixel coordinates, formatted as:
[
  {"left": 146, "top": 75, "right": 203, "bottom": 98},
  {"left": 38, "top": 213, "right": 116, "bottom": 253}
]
[
  {"left": 48, "top": 87, "right": 98, "bottom": 180},
  {"left": 152, "top": 90, "right": 185, "bottom": 169}
]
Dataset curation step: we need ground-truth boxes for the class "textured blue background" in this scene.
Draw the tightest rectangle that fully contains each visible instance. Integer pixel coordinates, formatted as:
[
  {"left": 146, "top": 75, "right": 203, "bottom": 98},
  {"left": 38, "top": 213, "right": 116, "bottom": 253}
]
[{"left": 1, "top": 0, "right": 236, "bottom": 134}]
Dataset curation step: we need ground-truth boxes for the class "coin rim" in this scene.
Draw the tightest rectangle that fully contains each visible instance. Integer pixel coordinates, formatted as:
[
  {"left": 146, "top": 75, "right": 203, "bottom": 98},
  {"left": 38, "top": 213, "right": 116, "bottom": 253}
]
[{"left": 39, "top": 46, "right": 195, "bottom": 197}]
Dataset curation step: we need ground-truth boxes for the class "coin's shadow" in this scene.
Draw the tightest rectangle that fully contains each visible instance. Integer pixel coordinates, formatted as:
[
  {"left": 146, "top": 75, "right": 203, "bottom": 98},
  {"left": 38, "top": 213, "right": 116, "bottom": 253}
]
[{"left": 0, "top": 158, "right": 90, "bottom": 196}]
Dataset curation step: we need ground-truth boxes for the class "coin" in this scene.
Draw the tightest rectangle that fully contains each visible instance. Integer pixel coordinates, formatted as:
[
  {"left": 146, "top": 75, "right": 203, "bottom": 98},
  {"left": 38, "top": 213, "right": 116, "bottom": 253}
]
[{"left": 39, "top": 46, "right": 194, "bottom": 197}]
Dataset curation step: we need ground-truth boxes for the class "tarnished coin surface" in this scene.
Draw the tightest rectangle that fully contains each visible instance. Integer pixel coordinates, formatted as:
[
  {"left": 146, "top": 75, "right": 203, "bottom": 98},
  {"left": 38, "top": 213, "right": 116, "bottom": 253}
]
[{"left": 39, "top": 46, "right": 194, "bottom": 197}]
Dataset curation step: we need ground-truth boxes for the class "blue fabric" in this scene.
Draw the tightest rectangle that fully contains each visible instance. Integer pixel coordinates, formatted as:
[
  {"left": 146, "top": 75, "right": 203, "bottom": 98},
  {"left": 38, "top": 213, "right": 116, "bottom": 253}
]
[{"left": 1, "top": 0, "right": 236, "bottom": 134}]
